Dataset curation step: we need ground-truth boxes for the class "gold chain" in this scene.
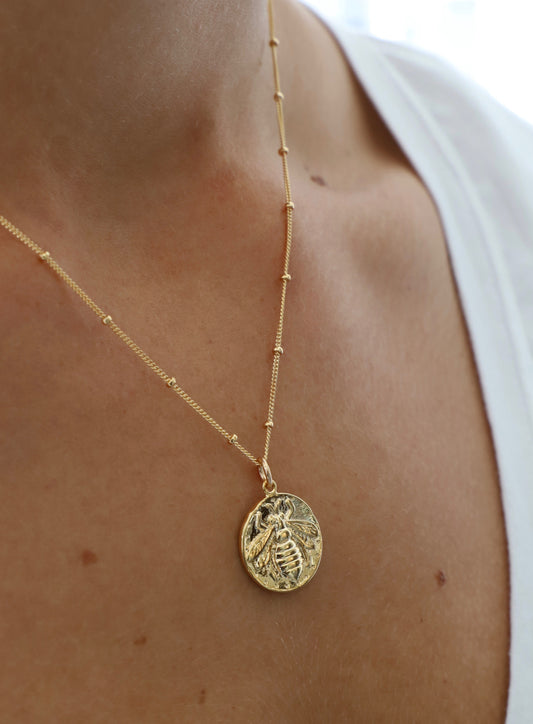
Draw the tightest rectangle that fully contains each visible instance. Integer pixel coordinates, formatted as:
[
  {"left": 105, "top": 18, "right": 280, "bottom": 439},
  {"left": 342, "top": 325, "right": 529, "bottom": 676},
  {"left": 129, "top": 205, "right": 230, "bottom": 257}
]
[{"left": 0, "top": 0, "right": 293, "bottom": 474}]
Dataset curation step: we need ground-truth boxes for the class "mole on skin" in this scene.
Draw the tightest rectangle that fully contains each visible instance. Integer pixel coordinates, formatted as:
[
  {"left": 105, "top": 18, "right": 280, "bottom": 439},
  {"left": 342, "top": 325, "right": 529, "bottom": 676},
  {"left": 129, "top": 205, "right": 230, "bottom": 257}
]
[
  {"left": 81, "top": 549, "right": 98, "bottom": 566},
  {"left": 134, "top": 636, "right": 147, "bottom": 646},
  {"left": 198, "top": 689, "right": 207, "bottom": 705},
  {"left": 436, "top": 569, "right": 447, "bottom": 587},
  {"left": 310, "top": 174, "right": 327, "bottom": 187}
]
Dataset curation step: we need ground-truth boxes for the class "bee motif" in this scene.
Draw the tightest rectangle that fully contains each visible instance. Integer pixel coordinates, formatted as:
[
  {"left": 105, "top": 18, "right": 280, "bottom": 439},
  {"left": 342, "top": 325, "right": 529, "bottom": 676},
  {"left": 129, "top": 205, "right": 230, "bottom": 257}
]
[{"left": 245, "top": 495, "right": 320, "bottom": 587}]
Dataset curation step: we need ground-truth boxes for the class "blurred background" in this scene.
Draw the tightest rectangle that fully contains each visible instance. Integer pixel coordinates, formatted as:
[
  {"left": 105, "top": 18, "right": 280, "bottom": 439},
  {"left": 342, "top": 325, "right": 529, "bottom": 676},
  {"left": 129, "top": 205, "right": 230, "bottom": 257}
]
[{"left": 303, "top": 0, "right": 533, "bottom": 123}]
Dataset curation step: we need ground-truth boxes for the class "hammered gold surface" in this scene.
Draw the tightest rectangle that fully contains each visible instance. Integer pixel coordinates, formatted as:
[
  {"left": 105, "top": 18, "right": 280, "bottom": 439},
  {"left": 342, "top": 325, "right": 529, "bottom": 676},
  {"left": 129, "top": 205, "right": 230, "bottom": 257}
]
[{"left": 240, "top": 493, "right": 322, "bottom": 592}]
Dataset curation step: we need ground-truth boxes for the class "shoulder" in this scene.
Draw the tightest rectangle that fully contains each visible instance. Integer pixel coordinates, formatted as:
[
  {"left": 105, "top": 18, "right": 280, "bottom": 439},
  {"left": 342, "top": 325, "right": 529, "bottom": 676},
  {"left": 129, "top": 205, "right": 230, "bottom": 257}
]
[
  {"left": 321, "top": 20, "right": 533, "bottom": 225},
  {"left": 326, "top": 20, "right": 533, "bottom": 136}
]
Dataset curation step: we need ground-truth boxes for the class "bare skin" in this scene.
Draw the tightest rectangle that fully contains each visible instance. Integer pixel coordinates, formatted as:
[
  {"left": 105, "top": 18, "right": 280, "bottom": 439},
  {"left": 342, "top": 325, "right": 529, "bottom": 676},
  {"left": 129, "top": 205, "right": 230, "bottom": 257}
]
[{"left": 0, "top": 1, "right": 509, "bottom": 722}]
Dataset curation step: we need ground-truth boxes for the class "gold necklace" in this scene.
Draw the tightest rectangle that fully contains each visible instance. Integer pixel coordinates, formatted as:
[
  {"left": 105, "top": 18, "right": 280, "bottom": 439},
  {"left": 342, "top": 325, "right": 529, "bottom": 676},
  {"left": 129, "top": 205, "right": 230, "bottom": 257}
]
[{"left": 0, "top": 0, "right": 323, "bottom": 593}]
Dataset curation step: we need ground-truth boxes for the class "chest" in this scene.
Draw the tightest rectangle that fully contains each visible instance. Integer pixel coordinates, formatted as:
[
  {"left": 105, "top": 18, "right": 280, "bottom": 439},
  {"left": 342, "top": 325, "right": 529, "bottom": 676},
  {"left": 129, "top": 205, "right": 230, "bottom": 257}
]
[{"left": 0, "top": 177, "right": 509, "bottom": 722}]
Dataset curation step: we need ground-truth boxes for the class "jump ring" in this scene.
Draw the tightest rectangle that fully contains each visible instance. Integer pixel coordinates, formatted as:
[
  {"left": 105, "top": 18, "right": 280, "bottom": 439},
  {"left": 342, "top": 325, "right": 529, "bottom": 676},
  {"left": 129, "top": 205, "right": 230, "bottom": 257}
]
[{"left": 258, "top": 457, "right": 277, "bottom": 495}]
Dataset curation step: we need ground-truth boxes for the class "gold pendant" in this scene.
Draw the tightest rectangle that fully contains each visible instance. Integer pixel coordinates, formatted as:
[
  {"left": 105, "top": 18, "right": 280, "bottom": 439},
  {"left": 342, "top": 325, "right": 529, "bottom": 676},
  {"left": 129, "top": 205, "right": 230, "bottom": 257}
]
[{"left": 240, "top": 460, "right": 323, "bottom": 592}]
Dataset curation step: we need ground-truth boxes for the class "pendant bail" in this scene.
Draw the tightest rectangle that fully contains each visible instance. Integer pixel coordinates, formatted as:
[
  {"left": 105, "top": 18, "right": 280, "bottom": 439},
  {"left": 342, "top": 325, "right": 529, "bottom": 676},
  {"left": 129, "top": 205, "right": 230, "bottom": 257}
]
[{"left": 258, "top": 457, "right": 277, "bottom": 496}]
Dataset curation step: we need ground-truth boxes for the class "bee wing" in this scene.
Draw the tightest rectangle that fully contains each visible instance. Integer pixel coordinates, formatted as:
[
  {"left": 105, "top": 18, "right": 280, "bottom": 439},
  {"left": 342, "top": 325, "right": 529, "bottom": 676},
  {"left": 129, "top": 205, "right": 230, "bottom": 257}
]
[
  {"left": 288, "top": 520, "right": 319, "bottom": 548},
  {"left": 256, "top": 538, "right": 274, "bottom": 571},
  {"left": 246, "top": 525, "right": 274, "bottom": 560}
]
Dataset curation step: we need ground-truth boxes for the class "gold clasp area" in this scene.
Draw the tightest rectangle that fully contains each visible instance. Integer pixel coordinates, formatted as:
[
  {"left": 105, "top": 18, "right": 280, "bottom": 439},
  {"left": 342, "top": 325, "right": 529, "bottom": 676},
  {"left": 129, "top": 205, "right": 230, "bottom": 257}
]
[{"left": 258, "top": 457, "right": 277, "bottom": 496}]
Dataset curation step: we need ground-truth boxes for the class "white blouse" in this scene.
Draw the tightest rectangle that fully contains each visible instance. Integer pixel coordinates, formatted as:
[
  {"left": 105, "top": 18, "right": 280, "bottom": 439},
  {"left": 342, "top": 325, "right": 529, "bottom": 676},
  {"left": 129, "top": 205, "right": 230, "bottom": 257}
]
[{"left": 324, "top": 19, "right": 533, "bottom": 723}]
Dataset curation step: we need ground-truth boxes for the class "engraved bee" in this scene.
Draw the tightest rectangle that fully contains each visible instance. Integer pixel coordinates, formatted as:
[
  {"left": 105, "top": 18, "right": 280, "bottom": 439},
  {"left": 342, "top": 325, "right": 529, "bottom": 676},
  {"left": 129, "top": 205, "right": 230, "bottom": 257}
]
[{"left": 245, "top": 495, "right": 319, "bottom": 586}]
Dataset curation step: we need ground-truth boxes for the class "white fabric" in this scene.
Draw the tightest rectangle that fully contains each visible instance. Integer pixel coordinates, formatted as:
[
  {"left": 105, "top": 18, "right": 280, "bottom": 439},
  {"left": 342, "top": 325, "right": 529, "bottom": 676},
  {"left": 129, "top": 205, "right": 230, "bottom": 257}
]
[{"left": 322, "top": 20, "right": 533, "bottom": 723}]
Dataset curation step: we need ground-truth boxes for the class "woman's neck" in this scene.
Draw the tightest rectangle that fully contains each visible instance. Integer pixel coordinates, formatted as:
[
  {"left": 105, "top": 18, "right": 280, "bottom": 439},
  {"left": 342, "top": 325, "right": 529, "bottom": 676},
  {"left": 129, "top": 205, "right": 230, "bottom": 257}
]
[
  {"left": 0, "top": 0, "right": 377, "bottom": 247},
  {"left": 0, "top": 0, "right": 282, "bottom": 225}
]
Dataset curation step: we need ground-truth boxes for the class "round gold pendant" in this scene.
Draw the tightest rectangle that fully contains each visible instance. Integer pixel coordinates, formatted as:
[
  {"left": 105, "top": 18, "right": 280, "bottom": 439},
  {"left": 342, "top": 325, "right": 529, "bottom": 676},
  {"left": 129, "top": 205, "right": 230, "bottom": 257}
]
[{"left": 240, "top": 492, "right": 322, "bottom": 592}]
